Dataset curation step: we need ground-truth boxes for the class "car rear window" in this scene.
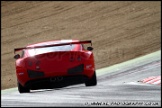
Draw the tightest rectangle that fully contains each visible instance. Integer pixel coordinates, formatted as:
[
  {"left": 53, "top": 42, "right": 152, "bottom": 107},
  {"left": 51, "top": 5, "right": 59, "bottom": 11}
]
[{"left": 28, "top": 45, "right": 75, "bottom": 56}]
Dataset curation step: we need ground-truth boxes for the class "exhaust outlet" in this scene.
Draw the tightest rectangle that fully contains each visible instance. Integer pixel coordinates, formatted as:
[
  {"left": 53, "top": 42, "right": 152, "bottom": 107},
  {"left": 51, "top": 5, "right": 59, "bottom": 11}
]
[
  {"left": 50, "top": 77, "right": 56, "bottom": 82},
  {"left": 57, "top": 77, "right": 63, "bottom": 81}
]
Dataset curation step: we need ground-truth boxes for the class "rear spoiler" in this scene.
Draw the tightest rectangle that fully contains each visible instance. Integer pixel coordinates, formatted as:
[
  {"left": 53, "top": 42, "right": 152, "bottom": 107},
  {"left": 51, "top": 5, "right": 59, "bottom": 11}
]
[{"left": 14, "top": 40, "right": 92, "bottom": 54}]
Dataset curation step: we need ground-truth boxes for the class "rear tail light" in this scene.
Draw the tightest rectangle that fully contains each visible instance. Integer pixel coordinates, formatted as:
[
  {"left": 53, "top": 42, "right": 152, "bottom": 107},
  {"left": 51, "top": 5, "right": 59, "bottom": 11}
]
[{"left": 77, "top": 56, "right": 81, "bottom": 61}]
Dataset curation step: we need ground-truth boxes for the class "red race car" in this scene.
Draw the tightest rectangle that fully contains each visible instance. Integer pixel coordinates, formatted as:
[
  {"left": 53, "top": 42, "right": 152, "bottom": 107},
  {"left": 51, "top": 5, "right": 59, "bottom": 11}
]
[{"left": 14, "top": 40, "right": 97, "bottom": 93}]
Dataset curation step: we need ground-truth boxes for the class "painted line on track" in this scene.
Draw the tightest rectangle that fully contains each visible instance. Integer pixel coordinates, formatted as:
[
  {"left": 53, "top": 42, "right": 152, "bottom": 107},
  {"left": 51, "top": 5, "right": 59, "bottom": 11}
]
[
  {"left": 96, "top": 50, "right": 161, "bottom": 76},
  {"left": 140, "top": 76, "right": 161, "bottom": 85}
]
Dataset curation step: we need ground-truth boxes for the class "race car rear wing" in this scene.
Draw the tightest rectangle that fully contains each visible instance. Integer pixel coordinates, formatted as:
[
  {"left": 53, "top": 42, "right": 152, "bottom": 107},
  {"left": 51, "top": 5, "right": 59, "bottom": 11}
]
[{"left": 14, "top": 40, "right": 92, "bottom": 54}]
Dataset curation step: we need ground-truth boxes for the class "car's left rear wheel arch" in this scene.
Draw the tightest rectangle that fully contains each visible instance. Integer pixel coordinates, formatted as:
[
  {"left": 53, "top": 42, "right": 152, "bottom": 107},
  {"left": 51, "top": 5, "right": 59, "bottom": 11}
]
[
  {"left": 85, "top": 71, "right": 97, "bottom": 86},
  {"left": 17, "top": 81, "right": 30, "bottom": 93}
]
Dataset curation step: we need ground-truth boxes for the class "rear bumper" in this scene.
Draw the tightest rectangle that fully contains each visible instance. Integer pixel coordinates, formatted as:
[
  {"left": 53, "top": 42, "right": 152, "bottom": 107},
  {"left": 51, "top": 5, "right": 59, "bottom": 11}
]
[
  {"left": 24, "top": 75, "right": 89, "bottom": 90},
  {"left": 18, "top": 64, "right": 94, "bottom": 87},
  {"left": 27, "top": 64, "right": 85, "bottom": 79}
]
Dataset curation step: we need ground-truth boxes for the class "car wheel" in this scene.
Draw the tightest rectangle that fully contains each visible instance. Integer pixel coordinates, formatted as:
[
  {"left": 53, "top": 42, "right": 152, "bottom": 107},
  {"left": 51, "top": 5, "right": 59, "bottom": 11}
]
[
  {"left": 85, "top": 71, "right": 97, "bottom": 86},
  {"left": 17, "top": 82, "right": 30, "bottom": 93}
]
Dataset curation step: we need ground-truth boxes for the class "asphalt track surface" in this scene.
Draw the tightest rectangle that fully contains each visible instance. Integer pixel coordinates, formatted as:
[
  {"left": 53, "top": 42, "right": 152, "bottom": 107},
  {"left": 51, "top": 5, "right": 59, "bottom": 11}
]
[{"left": 1, "top": 51, "right": 161, "bottom": 107}]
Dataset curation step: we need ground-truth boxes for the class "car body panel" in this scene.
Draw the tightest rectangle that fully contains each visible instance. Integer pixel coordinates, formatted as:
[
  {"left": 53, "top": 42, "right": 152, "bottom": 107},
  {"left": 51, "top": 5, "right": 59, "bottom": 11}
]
[{"left": 14, "top": 40, "right": 95, "bottom": 89}]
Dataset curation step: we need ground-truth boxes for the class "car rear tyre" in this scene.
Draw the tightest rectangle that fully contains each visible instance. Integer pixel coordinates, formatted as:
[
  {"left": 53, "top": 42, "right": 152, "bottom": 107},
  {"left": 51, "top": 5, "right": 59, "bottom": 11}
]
[
  {"left": 85, "top": 71, "right": 97, "bottom": 86},
  {"left": 17, "top": 82, "right": 30, "bottom": 93}
]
